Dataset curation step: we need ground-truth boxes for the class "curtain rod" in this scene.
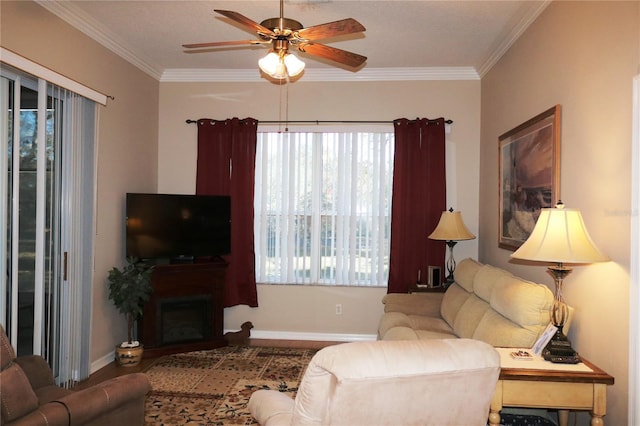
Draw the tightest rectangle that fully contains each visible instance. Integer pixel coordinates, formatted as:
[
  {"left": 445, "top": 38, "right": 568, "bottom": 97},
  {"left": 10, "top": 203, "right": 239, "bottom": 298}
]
[{"left": 185, "top": 118, "right": 453, "bottom": 125}]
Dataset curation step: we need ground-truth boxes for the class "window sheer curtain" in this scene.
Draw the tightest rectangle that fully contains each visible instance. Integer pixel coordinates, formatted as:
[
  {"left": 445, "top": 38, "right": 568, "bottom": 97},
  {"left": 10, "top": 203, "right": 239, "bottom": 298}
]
[
  {"left": 196, "top": 118, "right": 258, "bottom": 307},
  {"left": 254, "top": 131, "right": 394, "bottom": 286},
  {"left": 388, "top": 118, "right": 446, "bottom": 293}
]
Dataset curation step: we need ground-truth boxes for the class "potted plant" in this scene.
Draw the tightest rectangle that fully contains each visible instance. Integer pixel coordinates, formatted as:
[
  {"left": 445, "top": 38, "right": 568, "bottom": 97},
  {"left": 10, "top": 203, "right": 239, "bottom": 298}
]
[{"left": 107, "top": 257, "right": 153, "bottom": 367}]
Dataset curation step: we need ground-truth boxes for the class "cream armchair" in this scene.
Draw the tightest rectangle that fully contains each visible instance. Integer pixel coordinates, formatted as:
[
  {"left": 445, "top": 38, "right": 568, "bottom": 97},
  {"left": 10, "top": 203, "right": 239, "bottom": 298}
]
[{"left": 248, "top": 339, "right": 500, "bottom": 426}]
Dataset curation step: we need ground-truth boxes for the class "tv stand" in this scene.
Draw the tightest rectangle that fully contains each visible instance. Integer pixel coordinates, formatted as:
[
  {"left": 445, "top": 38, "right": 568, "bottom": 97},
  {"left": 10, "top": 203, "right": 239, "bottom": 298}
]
[{"left": 138, "top": 262, "right": 227, "bottom": 357}]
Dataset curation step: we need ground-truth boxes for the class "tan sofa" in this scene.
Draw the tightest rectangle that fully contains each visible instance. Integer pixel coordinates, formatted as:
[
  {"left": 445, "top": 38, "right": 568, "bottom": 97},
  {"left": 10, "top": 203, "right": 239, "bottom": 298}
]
[
  {"left": 378, "top": 258, "right": 559, "bottom": 348},
  {"left": 0, "top": 325, "right": 151, "bottom": 425},
  {"left": 249, "top": 339, "right": 501, "bottom": 426}
]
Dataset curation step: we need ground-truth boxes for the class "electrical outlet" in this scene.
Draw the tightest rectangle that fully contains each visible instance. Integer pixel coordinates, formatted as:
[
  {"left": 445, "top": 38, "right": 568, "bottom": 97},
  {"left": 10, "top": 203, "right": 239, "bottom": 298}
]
[{"left": 335, "top": 304, "right": 343, "bottom": 315}]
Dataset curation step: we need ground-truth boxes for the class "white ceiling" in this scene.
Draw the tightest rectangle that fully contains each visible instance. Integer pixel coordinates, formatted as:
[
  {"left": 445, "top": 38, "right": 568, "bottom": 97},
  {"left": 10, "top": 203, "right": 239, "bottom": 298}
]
[{"left": 37, "top": 0, "right": 550, "bottom": 81}]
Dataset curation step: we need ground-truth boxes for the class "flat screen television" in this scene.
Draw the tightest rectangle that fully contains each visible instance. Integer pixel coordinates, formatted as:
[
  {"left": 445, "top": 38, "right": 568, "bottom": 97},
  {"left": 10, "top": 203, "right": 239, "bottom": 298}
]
[{"left": 126, "top": 193, "right": 231, "bottom": 261}]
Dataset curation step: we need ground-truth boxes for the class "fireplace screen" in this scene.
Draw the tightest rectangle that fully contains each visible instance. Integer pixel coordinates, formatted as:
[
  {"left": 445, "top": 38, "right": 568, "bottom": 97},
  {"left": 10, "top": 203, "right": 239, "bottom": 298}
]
[{"left": 158, "top": 295, "right": 212, "bottom": 345}]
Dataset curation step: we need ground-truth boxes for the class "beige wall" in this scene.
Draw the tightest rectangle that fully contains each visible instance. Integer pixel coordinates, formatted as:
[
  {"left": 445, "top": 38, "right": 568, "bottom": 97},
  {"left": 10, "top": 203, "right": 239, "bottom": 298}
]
[
  {"left": 1, "top": 2, "right": 159, "bottom": 363},
  {"left": 10, "top": 5, "right": 634, "bottom": 422},
  {"left": 480, "top": 2, "right": 638, "bottom": 424},
  {"left": 158, "top": 79, "right": 481, "bottom": 336}
]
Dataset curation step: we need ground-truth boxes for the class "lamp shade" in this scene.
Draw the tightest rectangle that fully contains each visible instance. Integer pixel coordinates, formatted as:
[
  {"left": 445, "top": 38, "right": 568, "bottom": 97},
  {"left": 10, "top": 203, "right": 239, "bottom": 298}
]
[
  {"left": 428, "top": 210, "right": 475, "bottom": 241},
  {"left": 511, "top": 205, "right": 609, "bottom": 264},
  {"left": 258, "top": 52, "right": 280, "bottom": 77},
  {"left": 283, "top": 53, "right": 305, "bottom": 77}
]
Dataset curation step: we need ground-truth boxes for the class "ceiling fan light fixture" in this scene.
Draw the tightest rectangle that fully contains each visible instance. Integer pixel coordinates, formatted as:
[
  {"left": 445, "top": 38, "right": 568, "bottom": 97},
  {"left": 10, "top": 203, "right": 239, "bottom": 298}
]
[
  {"left": 258, "top": 51, "right": 305, "bottom": 79},
  {"left": 258, "top": 51, "right": 281, "bottom": 76},
  {"left": 284, "top": 53, "right": 305, "bottom": 77},
  {"left": 272, "top": 61, "right": 288, "bottom": 79}
]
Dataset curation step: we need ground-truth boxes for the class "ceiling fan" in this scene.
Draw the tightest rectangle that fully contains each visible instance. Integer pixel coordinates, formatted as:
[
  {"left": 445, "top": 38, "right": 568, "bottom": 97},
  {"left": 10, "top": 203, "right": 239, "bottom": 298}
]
[{"left": 182, "top": 0, "right": 367, "bottom": 80}]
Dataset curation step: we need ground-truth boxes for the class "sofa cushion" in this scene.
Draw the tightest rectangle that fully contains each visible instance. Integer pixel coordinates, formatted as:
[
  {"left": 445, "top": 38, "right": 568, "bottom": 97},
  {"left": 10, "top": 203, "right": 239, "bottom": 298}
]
[
  {"left": 454, "top": 258, "right": 482, "bottom": 292},
  {"left": 414, "top": 329, "right": 458, "bottom": 340},
  {"left": 382, "top": 327, "right": 421, "bottom": 340},
  {"left": 470, "top": 274, "right": 553, "bottom": 347},
  {"left": 490, "top": 275, "right": 553, "bottom": 328},
  {"left": 452, "top": 294, "right": 491, "bottom": 339},
  {"left": 382, "top": 293, "right": 443, "bottom": 317},
  {"left": 379, "top": 313, "right": 455, "bottom": 341},
  {"left": 440, "top": 283, "right": 471, "bottom": 328},
  {"left": 472, "top": 309, "right": 542, "bottom": 348},
  {"left": 0, "top": 363, "right": 40, "bottom": 423},
  {"left": 378, "top": 312, "right": 413, "bottom": 338},
  {"left": 473, "top": 264, "right": 512, "bottom": 302},
  {"left": 407, "top": 315, "right": 454, "bottom": 336}
]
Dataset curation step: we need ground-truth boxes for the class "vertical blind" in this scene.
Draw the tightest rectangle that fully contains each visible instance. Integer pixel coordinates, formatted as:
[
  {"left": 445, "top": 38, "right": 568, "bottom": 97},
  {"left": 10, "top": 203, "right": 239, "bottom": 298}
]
[
  {"left": 1, "top": 62, "right": 97, "bottom": 387},
  {"left": 254, "top": 131, "right": 394, "bottom": 286}
]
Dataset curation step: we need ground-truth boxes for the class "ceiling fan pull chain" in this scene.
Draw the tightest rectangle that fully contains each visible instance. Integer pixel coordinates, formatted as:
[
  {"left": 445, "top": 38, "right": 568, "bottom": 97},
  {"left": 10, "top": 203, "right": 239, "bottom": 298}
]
[
  {"left": 278, "top": 77, "right": 283, "bottom": 133},
  {"left": 285, "top": 79, "right": 290, "bottom": 132}
]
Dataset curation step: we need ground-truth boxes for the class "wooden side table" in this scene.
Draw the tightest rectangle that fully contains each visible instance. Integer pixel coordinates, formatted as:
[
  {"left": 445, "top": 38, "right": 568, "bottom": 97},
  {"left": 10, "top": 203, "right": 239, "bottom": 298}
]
[{"left": 490, "top": 349, "right": 614, "bottom": 426}]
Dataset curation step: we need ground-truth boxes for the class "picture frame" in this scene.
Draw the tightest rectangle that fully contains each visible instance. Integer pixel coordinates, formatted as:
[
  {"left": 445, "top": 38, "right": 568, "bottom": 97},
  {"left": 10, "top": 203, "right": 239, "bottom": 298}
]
[
  {"left": 427, "top": 265, "right": 441, "bottom": 287},
  {"left": 498, "top": 105, "right": 561, "bottom": 251}
]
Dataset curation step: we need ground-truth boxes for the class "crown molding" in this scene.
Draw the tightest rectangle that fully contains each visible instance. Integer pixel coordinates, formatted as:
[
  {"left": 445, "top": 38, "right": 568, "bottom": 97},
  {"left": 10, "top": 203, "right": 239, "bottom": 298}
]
[
  {"left": 477, "top": 0, "right": 551, "bottom": 77},
  {"left": 160, "top": 66, "right": 480, "bottom": 82},
  {"left": 35, "top": 0, "right": 164, "bottom": 80},
  {"left": 36, "top": 1, "right": 479, "bottom": 83},
  {"left": 37, "top": 0, "right": 543, "bottom": 83}
]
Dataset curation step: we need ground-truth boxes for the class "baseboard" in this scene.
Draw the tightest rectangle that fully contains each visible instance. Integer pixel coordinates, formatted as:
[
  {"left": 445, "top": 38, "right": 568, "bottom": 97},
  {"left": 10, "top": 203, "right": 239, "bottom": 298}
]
[
  {"left": 90, "top": 331, "right": 376, "bottom": 373},
  {"left": 91, "top": 351, "right": 115, "bottom": 374},
  {"left": 245, "top": 329, "right": 377, "bottom": 342}
]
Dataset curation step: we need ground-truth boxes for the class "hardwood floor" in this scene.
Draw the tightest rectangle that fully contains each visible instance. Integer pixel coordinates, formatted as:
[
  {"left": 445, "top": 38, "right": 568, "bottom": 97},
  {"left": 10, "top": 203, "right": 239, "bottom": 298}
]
[{"left": 73, "top": 339, "right": 341, "bottom": 391}]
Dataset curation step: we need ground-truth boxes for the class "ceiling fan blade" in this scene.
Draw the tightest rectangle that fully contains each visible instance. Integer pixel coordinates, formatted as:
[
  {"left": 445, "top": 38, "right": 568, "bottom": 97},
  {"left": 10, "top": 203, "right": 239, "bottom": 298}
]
[
  {"left": 299, "top": 43, "right": 367, "bottom": 68},
  {"left": 214, "top": 9, "right": 275, "bottom": 37},
  {"left": 296, "top": 18, "right": 366, "bottom": 41},
  {"left": 183, "top": 40, "right": 266, "bottom": 49}
]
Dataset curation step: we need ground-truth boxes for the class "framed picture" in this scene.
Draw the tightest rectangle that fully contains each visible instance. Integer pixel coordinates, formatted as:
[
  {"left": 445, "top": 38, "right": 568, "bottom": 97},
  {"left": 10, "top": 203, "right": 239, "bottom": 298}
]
[
  {"left": 499, "top": 105, "right": 561, "bottom": 251},
  {"left": 427, "top": 265, "right": 441, "bottom": 287}
]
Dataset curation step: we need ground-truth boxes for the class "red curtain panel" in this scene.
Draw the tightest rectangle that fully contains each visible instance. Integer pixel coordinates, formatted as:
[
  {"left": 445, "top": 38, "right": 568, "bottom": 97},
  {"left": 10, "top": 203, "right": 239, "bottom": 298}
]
[
  {"left": 388, "top": 118, "right": 446, "bottom": 293},
  {"left": 196, "top": 117, "right": 258, "bottom": 307}
]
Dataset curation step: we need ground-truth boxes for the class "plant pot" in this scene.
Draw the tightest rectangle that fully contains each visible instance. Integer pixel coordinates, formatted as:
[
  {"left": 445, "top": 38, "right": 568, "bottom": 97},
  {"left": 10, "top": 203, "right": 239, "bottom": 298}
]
[{"left": 115, "top": 344, "right": 144, "bottom": 367}]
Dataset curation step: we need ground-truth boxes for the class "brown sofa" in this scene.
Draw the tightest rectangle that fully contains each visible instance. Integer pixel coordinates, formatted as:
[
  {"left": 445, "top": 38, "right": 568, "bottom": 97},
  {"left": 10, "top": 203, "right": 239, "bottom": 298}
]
[{"left": 0, "top": 325, "right": 150, "bottom": 425}]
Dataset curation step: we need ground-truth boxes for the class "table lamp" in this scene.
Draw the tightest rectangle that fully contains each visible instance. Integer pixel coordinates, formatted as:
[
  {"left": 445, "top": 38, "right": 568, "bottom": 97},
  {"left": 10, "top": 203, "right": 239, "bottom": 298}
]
[
  {"left": 428, "top": 208, "right": 476, "bottom": 286},
  {"left": 511, "top": 202, "right": 608, "bottom": 363}
]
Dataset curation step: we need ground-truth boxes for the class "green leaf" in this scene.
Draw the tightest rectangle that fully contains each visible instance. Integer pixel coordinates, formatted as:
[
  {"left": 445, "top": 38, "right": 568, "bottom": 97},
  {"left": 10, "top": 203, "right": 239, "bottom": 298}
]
[{"left": 107, "top": 257, "right": 154, "bottom": 343}]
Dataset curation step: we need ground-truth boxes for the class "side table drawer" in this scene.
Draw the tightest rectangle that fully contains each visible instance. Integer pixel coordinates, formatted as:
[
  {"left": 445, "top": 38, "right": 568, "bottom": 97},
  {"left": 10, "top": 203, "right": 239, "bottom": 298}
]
[{"left": 502, "top": 380, "right": 594, "bottom": 409}]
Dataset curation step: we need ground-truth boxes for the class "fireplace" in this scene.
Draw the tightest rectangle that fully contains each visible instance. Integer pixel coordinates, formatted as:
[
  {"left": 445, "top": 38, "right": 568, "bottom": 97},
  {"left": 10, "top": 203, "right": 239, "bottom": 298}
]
[
  {"left": 158, "top": 295, "right": 212, "bottom": 346},
  {"left": 139, "top": 262, "right": 227, "bottom": 356}
]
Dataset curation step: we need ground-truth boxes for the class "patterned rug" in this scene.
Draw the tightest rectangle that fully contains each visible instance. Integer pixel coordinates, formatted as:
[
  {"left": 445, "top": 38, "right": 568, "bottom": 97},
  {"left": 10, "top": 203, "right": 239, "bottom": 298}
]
[{"left": 143, "top": 345, "right": 317, "bottom": 425}]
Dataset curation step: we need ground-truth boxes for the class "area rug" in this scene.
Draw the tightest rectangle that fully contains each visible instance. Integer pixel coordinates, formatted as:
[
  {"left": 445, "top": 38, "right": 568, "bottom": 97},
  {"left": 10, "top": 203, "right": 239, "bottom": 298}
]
[{"left": 143, "top": 345, "right": 317, "bottom": 425}]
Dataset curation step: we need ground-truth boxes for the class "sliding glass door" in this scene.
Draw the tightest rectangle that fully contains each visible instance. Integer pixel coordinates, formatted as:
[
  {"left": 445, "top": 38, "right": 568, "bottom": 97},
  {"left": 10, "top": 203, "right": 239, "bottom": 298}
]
[{"left": 1, "top": 65, "right": 96, "bottom": 385}]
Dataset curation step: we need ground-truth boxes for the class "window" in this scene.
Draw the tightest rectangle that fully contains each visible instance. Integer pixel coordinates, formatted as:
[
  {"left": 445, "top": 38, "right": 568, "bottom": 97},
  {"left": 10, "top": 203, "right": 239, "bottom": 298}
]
[{"left": 254, "top": 131, "right": 394, "bottom": 287}]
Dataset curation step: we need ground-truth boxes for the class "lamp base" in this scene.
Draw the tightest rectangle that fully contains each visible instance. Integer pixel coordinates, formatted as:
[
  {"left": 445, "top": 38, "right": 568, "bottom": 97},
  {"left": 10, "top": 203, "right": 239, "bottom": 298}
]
[
  {"left": 442, "top": 275, "right": 455, "bottom": 289},
  {"left": 542, "top": 329, "right": 580, "bottom": 364}
]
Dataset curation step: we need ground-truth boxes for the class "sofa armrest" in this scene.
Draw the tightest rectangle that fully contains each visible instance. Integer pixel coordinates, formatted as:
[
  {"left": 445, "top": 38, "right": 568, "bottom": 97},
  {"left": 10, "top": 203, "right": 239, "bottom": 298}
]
[
  {"left": 7, "top": 400, "right": 72, "bottom": 425},
  {"left": 56, "top": 373, "right": 150, "bottom": 425},
  {"left": 382, "top": 293, "right": 444, "bottom": 317},
  {"left": 248, "top": 389, "right": 294, "bottom": 426},
  {"left": 14, "top": 355, "right": 56, "bottom": 390}
]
